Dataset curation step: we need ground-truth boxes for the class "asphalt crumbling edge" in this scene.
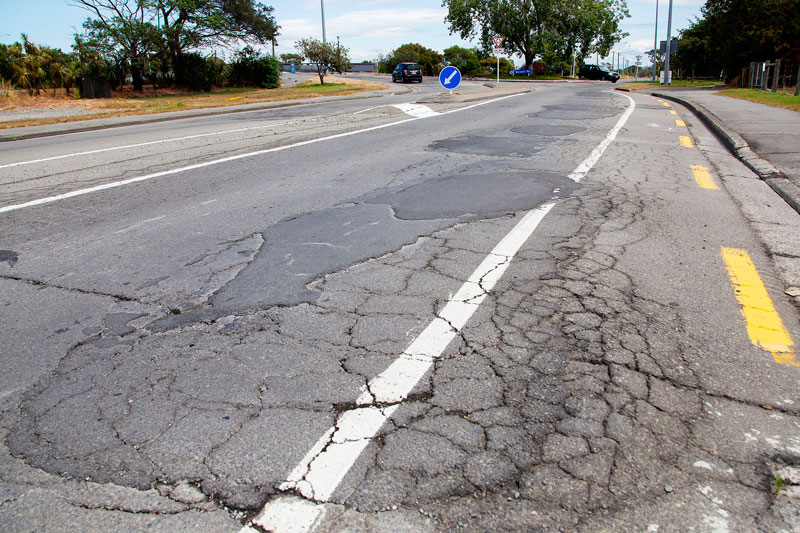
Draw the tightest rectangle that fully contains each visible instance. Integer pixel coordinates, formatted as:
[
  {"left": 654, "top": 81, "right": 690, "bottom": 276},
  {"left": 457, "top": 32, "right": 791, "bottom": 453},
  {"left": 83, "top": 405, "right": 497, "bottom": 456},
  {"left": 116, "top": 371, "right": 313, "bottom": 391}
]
[{"left": 649, "top": 91, "right": 800, "bottom": 216}]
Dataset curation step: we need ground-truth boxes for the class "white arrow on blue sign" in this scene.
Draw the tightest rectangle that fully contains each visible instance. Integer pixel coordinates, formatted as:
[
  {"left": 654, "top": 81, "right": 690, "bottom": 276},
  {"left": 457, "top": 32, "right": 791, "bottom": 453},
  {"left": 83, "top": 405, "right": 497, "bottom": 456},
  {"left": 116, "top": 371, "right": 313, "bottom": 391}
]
[{"left": 439, "top": 66, "right": 461, "bottom": 91}]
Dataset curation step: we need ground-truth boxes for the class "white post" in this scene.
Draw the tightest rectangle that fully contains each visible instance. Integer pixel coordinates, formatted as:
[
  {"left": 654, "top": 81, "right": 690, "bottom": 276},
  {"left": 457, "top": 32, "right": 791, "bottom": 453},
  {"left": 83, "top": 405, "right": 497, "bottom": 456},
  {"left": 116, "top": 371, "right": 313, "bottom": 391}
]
[
  {"left": 652, "top": 0, "right": 659, "bottom": 81},
  {"left": 663, "top": 0, "right": 674, "bottom": 85},
  {"left": 497, "top": 55, "right": 500, "bottom": 84},
  {"left": 320, "top": 0, "right": 327, "bottom": 44}
]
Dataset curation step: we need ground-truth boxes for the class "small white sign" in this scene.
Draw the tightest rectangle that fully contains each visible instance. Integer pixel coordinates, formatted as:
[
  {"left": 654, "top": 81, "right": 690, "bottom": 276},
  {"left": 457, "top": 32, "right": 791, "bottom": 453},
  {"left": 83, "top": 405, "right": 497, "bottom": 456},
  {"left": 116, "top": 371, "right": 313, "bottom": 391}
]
[{"left": 493, "top": 48, "right": 505, "bottom": 55}]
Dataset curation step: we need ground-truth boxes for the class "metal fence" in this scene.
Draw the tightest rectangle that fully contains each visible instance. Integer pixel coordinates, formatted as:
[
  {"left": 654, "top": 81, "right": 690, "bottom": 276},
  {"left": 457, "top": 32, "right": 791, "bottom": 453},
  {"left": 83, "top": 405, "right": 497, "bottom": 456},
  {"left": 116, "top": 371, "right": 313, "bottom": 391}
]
[{"left": 743, "top": 58, "right": 798, "bottom": 91}]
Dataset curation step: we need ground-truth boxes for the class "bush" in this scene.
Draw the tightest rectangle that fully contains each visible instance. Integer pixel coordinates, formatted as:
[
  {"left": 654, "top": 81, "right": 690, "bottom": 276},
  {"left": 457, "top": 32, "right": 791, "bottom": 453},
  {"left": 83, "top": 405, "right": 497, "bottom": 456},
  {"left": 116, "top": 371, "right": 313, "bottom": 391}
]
[
  {"left": 531, "top": 61, "right": 548, "bottom": 76},
  {"left": 226, "top": 47, "right": 281, "bottom": 89},
  {"left": 174, "top": 52, "right": 213, "bottom": 92}
]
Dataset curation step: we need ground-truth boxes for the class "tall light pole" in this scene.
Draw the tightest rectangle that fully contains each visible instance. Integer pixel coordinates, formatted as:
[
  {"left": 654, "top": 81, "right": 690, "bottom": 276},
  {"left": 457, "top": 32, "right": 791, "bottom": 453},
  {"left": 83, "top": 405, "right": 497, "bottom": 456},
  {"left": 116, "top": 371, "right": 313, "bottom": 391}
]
[
  {"left": 663, "top": 0, "right": 674, "bottom": 85},
  {"left": 652, "top": 0, "right": 659, "bottom": 81},
  {"left": 320, "top": 0, "right": 327, "bottom": 44}
]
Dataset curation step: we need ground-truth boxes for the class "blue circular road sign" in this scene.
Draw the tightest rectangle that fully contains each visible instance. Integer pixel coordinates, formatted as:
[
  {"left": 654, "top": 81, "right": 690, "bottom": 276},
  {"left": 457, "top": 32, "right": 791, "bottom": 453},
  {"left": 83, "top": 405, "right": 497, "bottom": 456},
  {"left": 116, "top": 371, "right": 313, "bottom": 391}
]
[{"left": 439, "top": 66, "right": 462, "bottom": 90}]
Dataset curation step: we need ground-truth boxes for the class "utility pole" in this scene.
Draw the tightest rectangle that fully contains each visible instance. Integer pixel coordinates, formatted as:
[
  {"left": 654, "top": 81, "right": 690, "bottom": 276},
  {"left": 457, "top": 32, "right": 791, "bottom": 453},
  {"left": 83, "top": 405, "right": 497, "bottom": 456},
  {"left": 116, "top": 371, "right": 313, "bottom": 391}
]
[
  {"left": 663, "top": 0, "right": 674, "bottom": 84},
  {"left": 652, "top": 0, "right": 659, "bottom": 82},
  {"left": 320, "top": 0, "right": 327, "bottom": 44}
]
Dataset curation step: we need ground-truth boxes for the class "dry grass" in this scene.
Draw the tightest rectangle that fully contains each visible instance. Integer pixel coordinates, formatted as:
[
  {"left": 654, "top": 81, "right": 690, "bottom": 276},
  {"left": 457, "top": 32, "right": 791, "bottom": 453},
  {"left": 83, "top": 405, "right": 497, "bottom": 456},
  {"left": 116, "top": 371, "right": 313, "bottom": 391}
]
[{"left": 0, "top": 76, "right": 388, "bottom": 129}]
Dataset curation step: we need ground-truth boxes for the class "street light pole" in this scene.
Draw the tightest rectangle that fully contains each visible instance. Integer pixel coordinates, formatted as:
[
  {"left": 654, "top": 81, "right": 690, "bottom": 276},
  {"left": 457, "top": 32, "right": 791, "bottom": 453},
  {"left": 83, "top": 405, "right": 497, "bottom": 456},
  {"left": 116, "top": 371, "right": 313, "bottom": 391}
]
[
  {"left": 652, "top": 0, "right": 659, "bottom": 82},
  {"left": 663, "top": 0, "right": 674, "bottom": 85},
  {"left": 320, "top": 0, "right": 327, "bottom": 44}
]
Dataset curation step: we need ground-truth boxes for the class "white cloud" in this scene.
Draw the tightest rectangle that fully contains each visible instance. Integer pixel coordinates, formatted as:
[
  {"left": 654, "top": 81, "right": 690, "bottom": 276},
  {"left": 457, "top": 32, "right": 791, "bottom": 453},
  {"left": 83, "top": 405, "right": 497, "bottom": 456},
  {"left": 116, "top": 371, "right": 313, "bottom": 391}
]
[{"left": 326, "top": 8, "right": 447, "bottom": 38}]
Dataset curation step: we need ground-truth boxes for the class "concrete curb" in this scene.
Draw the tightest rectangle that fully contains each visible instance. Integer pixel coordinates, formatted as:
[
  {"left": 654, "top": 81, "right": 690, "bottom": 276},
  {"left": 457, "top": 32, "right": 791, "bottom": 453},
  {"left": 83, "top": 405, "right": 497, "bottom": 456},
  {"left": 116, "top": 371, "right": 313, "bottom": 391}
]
[{"left": 653, "top": 91, "right": 800, "bottom": 216}]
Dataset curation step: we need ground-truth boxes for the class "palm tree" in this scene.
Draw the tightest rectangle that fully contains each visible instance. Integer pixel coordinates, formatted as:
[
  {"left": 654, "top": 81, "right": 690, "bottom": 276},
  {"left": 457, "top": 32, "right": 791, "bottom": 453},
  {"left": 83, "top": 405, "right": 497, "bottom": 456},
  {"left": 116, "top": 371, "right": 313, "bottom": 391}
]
[{"left": 13, "top": 63, "right": 32, "bottom": 95}]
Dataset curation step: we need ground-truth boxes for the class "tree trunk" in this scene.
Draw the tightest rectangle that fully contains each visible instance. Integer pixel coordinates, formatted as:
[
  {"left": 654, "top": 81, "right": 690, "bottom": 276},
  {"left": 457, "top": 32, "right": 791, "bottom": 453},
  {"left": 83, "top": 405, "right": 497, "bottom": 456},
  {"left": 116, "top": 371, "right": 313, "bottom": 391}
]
[{"left": 131, "top": 65, "right": 144, "bottom": 92}]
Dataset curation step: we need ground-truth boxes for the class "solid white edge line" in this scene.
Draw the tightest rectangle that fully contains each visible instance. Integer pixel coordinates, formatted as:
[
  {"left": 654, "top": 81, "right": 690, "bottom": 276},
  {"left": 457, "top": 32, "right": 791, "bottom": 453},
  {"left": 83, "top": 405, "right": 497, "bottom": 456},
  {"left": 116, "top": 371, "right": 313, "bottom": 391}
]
[
  {"left": 242, "top": 89, "right": 637, "bottom": 533},
  {"left": 568, "top": 91, "right": 635, "bottom": 183},
  {"left": 0, "top": 93, "right": 525, "bottom": 215},
  {"left": 0, "top": 123, "right": 293, "bottom": 169}
]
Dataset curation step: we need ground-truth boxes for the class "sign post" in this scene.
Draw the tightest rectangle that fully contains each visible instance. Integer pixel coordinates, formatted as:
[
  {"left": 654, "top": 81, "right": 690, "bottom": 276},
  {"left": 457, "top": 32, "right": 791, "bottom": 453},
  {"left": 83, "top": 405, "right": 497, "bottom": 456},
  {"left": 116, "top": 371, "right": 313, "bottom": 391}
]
[
  {"left": 492, "top": 36, "right": 505, "bottom": 83},
  {"left": 439, "top": 66, "right": 462, "bottom": 95}
]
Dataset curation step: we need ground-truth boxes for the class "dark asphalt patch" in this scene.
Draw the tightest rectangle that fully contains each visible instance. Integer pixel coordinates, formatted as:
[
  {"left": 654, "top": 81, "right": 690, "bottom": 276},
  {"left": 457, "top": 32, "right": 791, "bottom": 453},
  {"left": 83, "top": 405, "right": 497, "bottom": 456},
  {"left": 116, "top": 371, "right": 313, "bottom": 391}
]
[
  {"left": 150, "top": 170, "right": 578, "bottom": 323},
  {"left": 511, "top": 125, "right": 585, "bottom": 137},
  {"left": 363, "top": 172, "right": 576, "bottom": 220},
  {"left": 0, "top": 249, "right": 19, "bottom": 267},
  {"left": 529, "top": 105, "right": 619, "bottom": 121},
  {"left": 428, "top": 136, "right": 550, "bottom": 157},
  {"left": 208, "top": 204, "right": 449, "bottom": 312}
]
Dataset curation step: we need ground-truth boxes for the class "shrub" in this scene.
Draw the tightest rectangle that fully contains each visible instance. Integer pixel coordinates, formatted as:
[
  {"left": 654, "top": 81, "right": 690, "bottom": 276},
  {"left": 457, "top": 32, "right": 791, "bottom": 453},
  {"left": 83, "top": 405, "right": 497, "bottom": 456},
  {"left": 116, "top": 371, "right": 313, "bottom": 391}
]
[
  {"left": 174, "top": 52, "right": 213, "bottom": 92},
  {"left": 226, "top": 47, "right": 281, "bottom": 89}
]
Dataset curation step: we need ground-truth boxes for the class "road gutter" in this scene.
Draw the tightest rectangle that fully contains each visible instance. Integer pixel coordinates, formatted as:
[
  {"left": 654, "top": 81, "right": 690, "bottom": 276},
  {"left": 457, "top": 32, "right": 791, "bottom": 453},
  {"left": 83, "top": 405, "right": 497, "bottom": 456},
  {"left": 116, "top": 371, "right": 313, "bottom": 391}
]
[{"left": 651, "top": 91, "right": 800, "bottom": 216}]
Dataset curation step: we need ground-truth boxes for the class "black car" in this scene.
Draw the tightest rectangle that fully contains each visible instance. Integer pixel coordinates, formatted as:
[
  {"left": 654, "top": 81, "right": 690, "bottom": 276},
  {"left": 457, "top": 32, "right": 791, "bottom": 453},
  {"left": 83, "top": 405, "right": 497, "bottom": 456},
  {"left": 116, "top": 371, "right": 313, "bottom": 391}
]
[
  {"left": 578, "top": 64, "right": 620, "bottom": 83},
  {"left": 392, "top": 63, "right": 423, "bottom": 83}
]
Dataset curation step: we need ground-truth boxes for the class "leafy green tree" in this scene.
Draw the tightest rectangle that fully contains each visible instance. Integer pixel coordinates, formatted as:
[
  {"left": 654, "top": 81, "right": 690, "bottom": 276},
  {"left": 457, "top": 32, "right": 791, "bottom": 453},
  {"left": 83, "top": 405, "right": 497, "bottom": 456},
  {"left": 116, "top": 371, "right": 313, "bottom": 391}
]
[
  {"left": 149, "top": 0, "right": 279, "bottom": 87},
  {"left": 280, "top": 53, "right": 304, "bottom": 64},
  {"left": 675, "top": 0, "right": 799, "bottom": 82},
  {"left": 295, "top": 37, "right": 350, "bottom": 84},
  {"left": 0, "top": 44, "right": 15, "bottom": 82},
  {"left": 74, "top": 0, "right": 160, "bottom": 91},
  {"left": 74, "top": 0, "right": 279, "bottom": 90},
  {"left": 443, "top": 45, "right": 481, "bottom": 76},
  {"left": 378, "top": 43, "right": 443, "bottom": 76},
  {"left": 443, "top": 0, "right": 628, "bottom": 69},
  {"left": 479, "top": 56, "right": 514, "bottom": 77}
]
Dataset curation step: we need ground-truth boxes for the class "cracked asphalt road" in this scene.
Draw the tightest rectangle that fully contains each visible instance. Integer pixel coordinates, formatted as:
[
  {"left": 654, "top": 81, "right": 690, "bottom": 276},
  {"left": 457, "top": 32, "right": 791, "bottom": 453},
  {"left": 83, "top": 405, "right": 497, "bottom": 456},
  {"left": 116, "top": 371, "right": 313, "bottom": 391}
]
[{"left": 1, "top": 82, "right": 800, "bottom": 532}]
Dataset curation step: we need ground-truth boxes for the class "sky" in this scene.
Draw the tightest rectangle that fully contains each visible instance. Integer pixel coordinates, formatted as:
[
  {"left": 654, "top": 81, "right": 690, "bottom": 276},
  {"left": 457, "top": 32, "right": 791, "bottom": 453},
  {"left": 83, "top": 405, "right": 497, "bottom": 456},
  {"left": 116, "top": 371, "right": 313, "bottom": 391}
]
[{"left": 0, "top": 0, "right": 705, "bottom": 68}]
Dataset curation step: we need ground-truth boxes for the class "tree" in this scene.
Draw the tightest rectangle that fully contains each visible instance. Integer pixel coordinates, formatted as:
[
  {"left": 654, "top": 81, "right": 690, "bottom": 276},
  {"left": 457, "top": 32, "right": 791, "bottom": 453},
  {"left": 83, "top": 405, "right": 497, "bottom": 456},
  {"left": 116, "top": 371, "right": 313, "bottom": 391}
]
[
  {"left": 280, "top": 53, "right": 304, "bottom": 64},
  {"left": 674, "top": 0, "right": 800, "bottom": 82},
  {"left": 74, "top": 0, "right": 159, "bottom": 91},
  {"left": 443, "top": 0, "right": 629, "bottom": 69},
  {"left": 73, "top": 0, "right": 279, "bottom": 90},
  {"left": 378, "top": 43, "right": 443, "bottom": 76},
  {"left": 479, "top": 56, "right": 514, "bottom": 77},
  {"left": 295, "top": 38, "right": 349, "bottom": 85},
  {"left": 443, "top": 45, "right": 481, "bottom": 76},
  {"left": 149, "top": 0, "right": 279, "bottom": 87}
]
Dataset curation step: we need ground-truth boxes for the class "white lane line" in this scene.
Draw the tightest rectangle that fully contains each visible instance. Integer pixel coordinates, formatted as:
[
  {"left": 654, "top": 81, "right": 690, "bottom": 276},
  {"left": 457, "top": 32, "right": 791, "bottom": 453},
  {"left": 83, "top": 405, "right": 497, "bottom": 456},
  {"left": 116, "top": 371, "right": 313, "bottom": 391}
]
[
  {"left": 247, "top": 90, "right": 637, "bottom": 533},
  {"left": 0, "top": 93, "right": 524, "bottom": 215},
  {"left": 391, "top": 103, "right": 441, "bottom": 118},
  {"left": 568, "top": 92, "right": 635, "bottom": 183},
  {"left": 0, "top": 122, "right": 304, "bottom": 169}
]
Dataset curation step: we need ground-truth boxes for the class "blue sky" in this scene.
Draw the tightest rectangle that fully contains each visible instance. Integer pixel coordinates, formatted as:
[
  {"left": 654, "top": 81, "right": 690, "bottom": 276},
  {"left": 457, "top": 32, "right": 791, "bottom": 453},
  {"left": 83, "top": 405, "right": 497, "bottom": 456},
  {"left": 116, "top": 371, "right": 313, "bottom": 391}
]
[{"left": 0, "top": 0, "right": 705, "bottom": 68}]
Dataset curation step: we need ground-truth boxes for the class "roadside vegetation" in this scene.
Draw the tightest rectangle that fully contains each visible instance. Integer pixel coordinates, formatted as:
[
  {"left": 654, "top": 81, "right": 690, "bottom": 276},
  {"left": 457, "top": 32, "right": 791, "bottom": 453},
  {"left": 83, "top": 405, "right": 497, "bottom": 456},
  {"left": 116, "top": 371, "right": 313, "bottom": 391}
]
[
  {"left": 0, "top": 77, "right": 386, "bottom": 129},
  {"left": 717, "top": 89, "right": 800, "bottom": 113},
  {"left": 1, "top": 0, "right": 797, "bottom": 111}
]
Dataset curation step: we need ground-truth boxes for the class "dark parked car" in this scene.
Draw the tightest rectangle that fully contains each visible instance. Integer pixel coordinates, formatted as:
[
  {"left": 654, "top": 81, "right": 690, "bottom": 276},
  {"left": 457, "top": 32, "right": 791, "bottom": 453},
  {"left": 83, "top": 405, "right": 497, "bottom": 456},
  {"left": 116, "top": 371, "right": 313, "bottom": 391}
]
[
  {"left": 392, "top": 63, "right": 423, "bottom": 83},
  {"left": 578, "top": 64, "right": 620, "bottom": 83}
]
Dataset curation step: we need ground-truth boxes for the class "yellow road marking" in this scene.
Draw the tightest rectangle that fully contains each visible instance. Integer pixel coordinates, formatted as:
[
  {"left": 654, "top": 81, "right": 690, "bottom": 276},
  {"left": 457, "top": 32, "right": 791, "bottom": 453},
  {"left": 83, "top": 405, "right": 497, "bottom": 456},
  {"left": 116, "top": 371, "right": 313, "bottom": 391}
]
[
  {"left": 670, "top": 110, "right": 678, "bottom": 115},
  {"left": 691, "top": 165, "right": 719, "bottom": 190},
  {"left": 675, "top": 119, "right": 686, "bottom": 127},
  {"left": 721, "top": 247, "right": 797, "bottom": 366},
  {"left": 663, "top": 102, "right": 671, "bottom": 107},
  {"left": 680, "top": 136, "right": 694, "bottom": 148}
]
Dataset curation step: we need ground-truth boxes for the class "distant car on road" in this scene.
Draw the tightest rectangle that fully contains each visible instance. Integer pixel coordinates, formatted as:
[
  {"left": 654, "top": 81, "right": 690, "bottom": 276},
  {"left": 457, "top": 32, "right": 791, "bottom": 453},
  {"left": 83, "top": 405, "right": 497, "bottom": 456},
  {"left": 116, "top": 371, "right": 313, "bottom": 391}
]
[
  {"left": 578, "top": 64, "right": 620, "bottom": 83},
  {"left": 392, "top": 63, "right": 423, "bottom": 83}
]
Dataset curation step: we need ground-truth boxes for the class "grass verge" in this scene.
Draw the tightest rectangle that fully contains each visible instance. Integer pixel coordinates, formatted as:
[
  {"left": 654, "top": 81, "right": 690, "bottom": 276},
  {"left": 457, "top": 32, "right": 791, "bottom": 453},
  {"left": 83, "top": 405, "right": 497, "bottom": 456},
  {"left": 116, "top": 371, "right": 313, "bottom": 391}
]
[
  {"left": 618, "top": 80, "right": 722, "bottom": 91},
  {"left": 716, "top": 88, "right": 800, "bottom": 112}
]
